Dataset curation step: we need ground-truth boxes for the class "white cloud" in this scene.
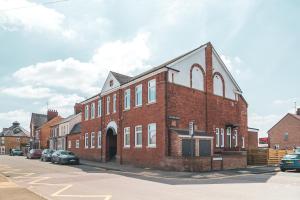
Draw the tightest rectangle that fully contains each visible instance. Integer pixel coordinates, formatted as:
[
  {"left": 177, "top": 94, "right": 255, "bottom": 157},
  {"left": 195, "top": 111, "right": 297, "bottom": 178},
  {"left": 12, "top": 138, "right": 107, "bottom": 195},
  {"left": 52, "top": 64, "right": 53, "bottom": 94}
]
[
  {"left": 221, "top": 54, "right": 252, "bottom": 80},
  {"left": 248, "top": 113, "right": 282, "bottom": 138},
  {"left": 39, "top": 94, "right": 84, "bottom": 117},
  {"left": 0, "top": 109, "right": 31, "bottom": 133},
  {"left": 12, "top": 32, "right": 151, "bottom": 96},
  {"left": 0, "top": 0, "right": 75, "bottom": 38},
  {"left": 0, "top": 85, "right": 53, "bottom": 99}
]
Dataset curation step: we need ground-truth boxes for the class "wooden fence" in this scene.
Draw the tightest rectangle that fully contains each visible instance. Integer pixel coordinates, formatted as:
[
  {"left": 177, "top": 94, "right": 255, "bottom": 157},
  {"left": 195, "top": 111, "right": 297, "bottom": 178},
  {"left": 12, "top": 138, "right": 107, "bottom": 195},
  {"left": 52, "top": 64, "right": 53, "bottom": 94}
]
[{"left": 247, "top": 149, "right": 293, "bottom": 165}]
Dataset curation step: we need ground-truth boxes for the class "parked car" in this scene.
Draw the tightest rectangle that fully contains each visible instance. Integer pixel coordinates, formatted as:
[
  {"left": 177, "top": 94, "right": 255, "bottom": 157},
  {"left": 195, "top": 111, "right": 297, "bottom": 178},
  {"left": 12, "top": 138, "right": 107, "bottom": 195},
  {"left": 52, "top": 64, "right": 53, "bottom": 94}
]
[
  {"left": 40, "top": 149, "right": 55, "bottom": 162},
  {"left": 51, "top": 150, "right": 80, "bottom": 165},
  {"left": 280, "top": 154, "right": 300, "bottom": 172},
  {"left": 26, "top": 149, "right": 42, "bottom": 159},
  {"left": 10, "top": 149, "right": 24, "bottom": 156}
]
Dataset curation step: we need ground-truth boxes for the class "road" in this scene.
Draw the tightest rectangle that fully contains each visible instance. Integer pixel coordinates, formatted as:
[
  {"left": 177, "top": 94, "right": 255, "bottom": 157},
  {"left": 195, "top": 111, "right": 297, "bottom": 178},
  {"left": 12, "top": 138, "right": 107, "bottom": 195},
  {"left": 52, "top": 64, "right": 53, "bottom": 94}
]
[{"left": 0, "top": 155, "right": 300, "bottom": 200}]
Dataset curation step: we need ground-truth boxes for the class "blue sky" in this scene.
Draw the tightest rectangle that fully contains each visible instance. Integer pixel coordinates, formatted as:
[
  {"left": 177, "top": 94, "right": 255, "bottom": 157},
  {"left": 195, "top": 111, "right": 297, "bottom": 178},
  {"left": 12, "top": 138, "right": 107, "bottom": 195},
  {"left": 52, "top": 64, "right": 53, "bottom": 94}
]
[{"left": 0, "top": 0, "right": 299, "bottom": 137}]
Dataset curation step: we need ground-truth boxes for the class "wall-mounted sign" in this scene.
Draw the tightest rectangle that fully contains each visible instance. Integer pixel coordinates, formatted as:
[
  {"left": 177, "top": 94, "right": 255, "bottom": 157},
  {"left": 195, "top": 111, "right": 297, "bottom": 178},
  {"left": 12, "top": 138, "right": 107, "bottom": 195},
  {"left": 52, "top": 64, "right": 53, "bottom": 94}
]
[{"left": 189, "top": 121, "right": 194, "bottom": 137}]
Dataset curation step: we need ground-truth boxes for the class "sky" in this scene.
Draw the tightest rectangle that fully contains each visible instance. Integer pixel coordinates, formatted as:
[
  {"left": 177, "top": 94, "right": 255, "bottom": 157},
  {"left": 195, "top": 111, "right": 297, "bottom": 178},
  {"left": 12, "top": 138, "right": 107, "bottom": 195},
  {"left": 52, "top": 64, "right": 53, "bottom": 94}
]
[{"left": 0, "top": 0, "right": 299, "bottom": 137}]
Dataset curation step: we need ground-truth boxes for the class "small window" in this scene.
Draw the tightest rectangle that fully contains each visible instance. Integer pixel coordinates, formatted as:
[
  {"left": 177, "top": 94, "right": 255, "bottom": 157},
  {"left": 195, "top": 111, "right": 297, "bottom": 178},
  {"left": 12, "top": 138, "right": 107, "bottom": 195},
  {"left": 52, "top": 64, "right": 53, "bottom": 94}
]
[
  {"left": 68, "top": 140, "right": 71, "bottom": 149},
  {"left": 226, "top": 127, "right": 232, "bottom": 148},
  {"left": 85, "top": 105, "right": 89, "bottom": 120},
  {"left": 124, "top": 127, "right": 130, "bottom": 148},
  {"left": 91, "top": 103, "right": 95, "bottom": 119},
  {"left": 85, "top": 133, "right": 89, "bottom": 148},
  {"left": 106, "top": 96, "right": 110, "bottom": 114},
  {"left": 97, "top": 131, "right": 102, "bottom": 148},
  {"left": 124, "top": 89, "right": 131, "bottom": 110},
  {"left": 234, "top": 130, "right": 238, "bottom": 147},
  {"left": 113, "top": 94, "right": 117, "bottom": 113},
  {"left": 148, "top": 79, "right": 156, "bottom": 103},
  {"left": 76, "top": 140, "right": 79, "bottom": 148},
  {"left": 109, "top": 80, "right": 114, "bottom": 87},
  {"left": 182, "top": 139, "right": 195, "bottom": 157},
  {"left": 135, "top": 125, "right": 142, "bottom": 147},
  {"left": 98, "top": 99, "right": 102, "bottom": 117},
  {"left": 284, "top": 132, "right": 288, "bottom": 141},
  {"left": 215, "top": 128, "right": 220, "bottom": 147},
  {"left": 91, "top": 132, "right": 95, "bottom": 148},
  {"left": 242, "top": 136, "right": 245, "bottom": 148},
  {"left": 135, "top": 84, "right": 142, "bottom": 107},
  {"left": 220, "top": 128, "right": 224, "bottom": 147},
  {"left": 148, "top": 123, "right": 156, "bottom": 147}
]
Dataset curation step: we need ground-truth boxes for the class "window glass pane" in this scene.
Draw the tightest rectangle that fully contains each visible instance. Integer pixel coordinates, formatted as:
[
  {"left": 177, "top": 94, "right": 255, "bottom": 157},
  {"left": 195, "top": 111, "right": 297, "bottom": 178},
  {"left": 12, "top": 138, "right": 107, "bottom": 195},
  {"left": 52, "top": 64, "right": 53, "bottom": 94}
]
[
  {"left": 148, "top": 124, "right": 156, "bottom": 146},
  {"left": 148, "top": 80, "right": 156, "bottom": 103}
]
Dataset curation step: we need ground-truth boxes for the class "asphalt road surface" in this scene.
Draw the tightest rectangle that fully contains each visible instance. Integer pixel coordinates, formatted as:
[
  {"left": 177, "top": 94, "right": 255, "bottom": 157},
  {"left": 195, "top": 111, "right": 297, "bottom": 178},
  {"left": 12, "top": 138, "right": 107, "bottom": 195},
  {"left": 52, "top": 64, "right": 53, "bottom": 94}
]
[{"left": 1, "top": 155, "right": 300, "bottom": 200}]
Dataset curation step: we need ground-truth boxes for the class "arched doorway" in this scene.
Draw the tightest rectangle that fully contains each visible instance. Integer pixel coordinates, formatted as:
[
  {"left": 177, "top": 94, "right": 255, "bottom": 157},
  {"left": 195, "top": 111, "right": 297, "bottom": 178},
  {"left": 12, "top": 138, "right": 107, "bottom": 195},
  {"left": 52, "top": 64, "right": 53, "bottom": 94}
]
[{"left": 106, "top": 128, "right": 117, "bottom": 161}]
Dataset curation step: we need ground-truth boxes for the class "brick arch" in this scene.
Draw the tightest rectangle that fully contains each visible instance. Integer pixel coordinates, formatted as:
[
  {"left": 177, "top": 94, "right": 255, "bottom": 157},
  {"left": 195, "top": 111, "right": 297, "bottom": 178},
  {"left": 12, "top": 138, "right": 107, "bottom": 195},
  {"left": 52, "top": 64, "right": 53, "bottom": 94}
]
[
  {"left": 212, "top": 72, "right": 225, "bottom": 97},
  {"left": 190, "top": 63, "right": 205, "bottom": 91}
]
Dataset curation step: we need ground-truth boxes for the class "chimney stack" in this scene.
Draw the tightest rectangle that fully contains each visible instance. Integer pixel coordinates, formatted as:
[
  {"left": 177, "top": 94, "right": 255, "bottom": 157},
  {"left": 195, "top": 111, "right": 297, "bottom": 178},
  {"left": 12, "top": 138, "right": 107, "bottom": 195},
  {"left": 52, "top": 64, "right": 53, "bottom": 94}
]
[
  {"left": 47, "top": 109, "right": 58, "bottom": 121},
  {"left": 74, "top": 103, "right": 82, "bottom": 115},
  {"left": 297, "top": 108, "right": 300, "bottom": 116}
]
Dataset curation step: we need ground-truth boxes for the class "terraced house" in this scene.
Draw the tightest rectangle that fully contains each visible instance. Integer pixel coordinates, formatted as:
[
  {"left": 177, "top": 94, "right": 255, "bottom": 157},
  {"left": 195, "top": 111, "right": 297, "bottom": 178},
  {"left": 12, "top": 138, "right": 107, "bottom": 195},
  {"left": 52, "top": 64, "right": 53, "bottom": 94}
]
[{"left": 76, "top": 42, "right": 248, "bottom": 171}]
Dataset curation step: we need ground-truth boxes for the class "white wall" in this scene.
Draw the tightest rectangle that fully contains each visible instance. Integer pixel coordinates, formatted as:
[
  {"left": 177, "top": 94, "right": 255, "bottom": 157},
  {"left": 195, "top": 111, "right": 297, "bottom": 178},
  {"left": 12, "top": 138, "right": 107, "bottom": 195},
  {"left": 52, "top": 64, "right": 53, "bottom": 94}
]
[
  {"left": 167, "top": 47, "right": 206, "bottom": 90},
  {"left": 102, "top": 72, "right": 120, "bottom": 93}
]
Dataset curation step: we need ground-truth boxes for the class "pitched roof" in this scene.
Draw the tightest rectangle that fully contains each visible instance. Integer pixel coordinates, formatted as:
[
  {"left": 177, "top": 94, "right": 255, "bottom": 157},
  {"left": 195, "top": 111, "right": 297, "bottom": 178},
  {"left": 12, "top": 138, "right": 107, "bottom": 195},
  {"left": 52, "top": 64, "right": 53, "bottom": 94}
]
[
  {"left": 291, "top": 114, "right": 300, "bottom": 121},
  {"left": 69, "top": 123, "right": 81, "bottom": 135},
  {"left": 111, "top": 71, "right": 132, "bottom": 84},
  {"left": 0, "top": 122, "right": 29, "bottom": 137},
  {"left": 268, "top": 113, "right": 300, "bottom": 133},
  {"left": 31, "top": 113, "right": 47, "bottom": 128},
  {"left": 57, "top": 113, "right": 79, "bottom": 125}
]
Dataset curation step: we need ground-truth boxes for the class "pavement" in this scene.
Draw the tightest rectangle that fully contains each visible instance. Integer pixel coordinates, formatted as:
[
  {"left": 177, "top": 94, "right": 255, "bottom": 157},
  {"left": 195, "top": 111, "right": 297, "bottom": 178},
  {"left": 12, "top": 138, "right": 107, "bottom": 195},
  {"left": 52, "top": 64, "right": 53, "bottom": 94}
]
[
  {"left": 1, "top": 155, "right": 300, "bottom": 200},
  {"left": 80, "top": 159, "right": 280, "bottom": 180}
]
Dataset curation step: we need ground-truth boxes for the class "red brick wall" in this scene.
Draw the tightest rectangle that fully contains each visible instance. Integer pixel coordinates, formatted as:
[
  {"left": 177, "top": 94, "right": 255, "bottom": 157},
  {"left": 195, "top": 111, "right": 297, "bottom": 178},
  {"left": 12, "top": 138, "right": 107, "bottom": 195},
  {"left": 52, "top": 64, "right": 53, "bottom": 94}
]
[
  {"left": 1, "top": 136, "right": 29, "bottom": 154},
  {"left": 268, "top": 114, "right": 300, "bottom": 149},
  {"left": 39, "top": 116, "right": 62, "bottom": 149},
  {"left": 248, "top": 131, "right": 258, "bottom": 150}
]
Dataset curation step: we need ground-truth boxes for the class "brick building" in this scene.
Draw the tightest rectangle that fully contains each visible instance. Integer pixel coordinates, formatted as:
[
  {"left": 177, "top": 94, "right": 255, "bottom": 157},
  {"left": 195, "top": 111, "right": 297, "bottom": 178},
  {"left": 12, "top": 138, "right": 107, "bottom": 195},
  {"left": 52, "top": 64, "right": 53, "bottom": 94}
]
[
  {"left": 66, "top": 122, "right": 81, "bottom": 155},
  {"left": 35, "top": 116, "right": 62, "bottom": 149},
  {"left": 0, "top": 121, "right": 30, "bottom": 155},
  {"left": 30, "top": 110, "right": 58, "bottom": 149},
  {"left": 247, "top": 127, "right": 259, "bottom": 150},
  {"left": 268, "top": 109, "right": 300, "bottom": 150},
  {"left": 73, "top": 42, "right": 249, "bottom": 171}
]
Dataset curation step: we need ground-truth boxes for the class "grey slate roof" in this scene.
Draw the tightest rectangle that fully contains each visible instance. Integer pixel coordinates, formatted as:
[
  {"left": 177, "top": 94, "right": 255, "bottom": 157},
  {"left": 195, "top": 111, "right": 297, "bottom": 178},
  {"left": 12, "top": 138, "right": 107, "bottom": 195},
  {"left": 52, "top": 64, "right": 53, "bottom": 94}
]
[
  {"left": 69, "top": 123, "right": 81, "bottom": 135},
  {"left": 31, "top": 113, "right": 47, "bottom": 128},
  {"left": 0, "top": 122, "right": 29, "bottom": 137},
  {"left": 111, "top": 71, "right": 132, "bottom": 84}
]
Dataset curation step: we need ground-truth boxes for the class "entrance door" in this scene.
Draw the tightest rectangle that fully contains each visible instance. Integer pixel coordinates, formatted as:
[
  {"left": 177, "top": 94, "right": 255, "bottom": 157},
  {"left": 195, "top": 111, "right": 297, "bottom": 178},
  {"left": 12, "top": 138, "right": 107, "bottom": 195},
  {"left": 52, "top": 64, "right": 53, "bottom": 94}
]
[
  {"left": 0, "top": 146, "right": 5, "bottom": 155},
  {"left": 106, "top": 128, "right": 117, "bottom": 161}
]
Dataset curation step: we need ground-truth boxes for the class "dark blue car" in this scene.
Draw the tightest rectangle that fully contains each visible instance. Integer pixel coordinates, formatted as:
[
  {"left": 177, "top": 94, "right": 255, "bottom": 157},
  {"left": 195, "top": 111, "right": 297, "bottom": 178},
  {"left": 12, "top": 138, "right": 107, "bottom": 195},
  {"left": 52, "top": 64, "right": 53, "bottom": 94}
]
[{"left": 280, "top": 154, "right": 300, "bottom": 172}]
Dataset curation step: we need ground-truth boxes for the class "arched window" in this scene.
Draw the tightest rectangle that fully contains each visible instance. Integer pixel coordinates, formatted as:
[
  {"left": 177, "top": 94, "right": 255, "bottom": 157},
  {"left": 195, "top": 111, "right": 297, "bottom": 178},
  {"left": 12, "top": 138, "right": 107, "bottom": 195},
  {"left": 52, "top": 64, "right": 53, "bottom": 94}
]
[
  {"left": 190, "top": 64, "right": 205, "bottom": 91},
  {"left": 213, "top": 73, "right": 224, "bottom": 97}
]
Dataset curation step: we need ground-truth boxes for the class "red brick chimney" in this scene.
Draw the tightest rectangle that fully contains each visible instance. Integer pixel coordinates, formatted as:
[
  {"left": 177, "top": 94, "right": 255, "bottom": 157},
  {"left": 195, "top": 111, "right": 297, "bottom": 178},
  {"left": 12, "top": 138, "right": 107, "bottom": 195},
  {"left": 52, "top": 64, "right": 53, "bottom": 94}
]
[
  {"left": 297, "top": 108, "right": 300, "bottom": 115},
  {"left": 74, "top": 103, "right": 82, "bottom": 114},
  {"left": 47, "top": 110, "right": 58, "bottom": 121}
]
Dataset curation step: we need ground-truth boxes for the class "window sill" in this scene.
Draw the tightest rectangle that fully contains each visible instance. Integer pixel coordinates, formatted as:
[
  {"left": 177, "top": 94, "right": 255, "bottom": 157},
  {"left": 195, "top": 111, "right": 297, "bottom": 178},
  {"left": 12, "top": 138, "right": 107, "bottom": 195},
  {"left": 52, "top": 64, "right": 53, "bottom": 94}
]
[
  {"left": 146, "top": 101, "right": 156, "bottom": 106},
  {"left": 147, "top": 145, "right": 156, "bottom": 148},
  {"left": 123, "top": 108, "right": 130, "bottom": 112},
  {"left": 123, "top": 146, "right": 130, "bottom": 149},
  {"left": 134, "top": 105, "right": 142, "bottom": 109},
  {"left": 135, "top": 145, "right": 142, "bottom": 148}
]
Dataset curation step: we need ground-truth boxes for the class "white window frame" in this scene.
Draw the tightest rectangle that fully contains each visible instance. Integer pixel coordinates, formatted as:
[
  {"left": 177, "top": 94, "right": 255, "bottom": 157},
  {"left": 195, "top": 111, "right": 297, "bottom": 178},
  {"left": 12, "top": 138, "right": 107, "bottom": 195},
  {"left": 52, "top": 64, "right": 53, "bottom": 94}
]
[
  {"left": 91, "top": 103, "right": 95, "bottom": 119},
  {"left": 148, "top": 79, "right": 156, "bottom": 103},
  {"left": 135, "top": 125, "right": 142, "bottom": 148},
  {"left": 220, "top": 128, "right": 224, "bottom": 147},
  {"left": 98, "top": 99, "right": 102, "bottom": 117},
  {"left": 85, "top": 105, "right": 89, "bottom": 120},
  {"left": 234, "top": 130, "right": 238, "bottom": 147},
  {"left": 97, "top": 131, "right": 102, "bottom": 148},
  {"left": 124, "top": 127, "right": 130, "bottom": 148},
  {"left": 226, "top": 127, "right": 232, "bottom": 148},
  {"left": 216, "top": 128, "right": 220, "bottom": 147},
  {"left": 242, "top": 136, "right": 245, "bottom": 148},
  {"left": 124, "top": 89, "right": 131, "bottom": 110},
  {"left": 106, "top": 96, "right": 110, "bottom": 114},
  {"left": 135, "top": 84, "right": 142, "bottom": 107},
  {"left": 147, "top": 123, "right": 156, "bottom": 148},
  {"left": 85, "top": 133, "right": 89, "bottom": 149},
  {"left": 76, "top": 140, "right": 79, "bottom": 148},
  {"left": 91, "top": 132, "right": 95, "bottom": 148},
  {"left": 113, "top": 94, "right": 117, "bottom": 113},
  {"left": 68, "top": 140, "right": 71, "bottom": 149}
]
